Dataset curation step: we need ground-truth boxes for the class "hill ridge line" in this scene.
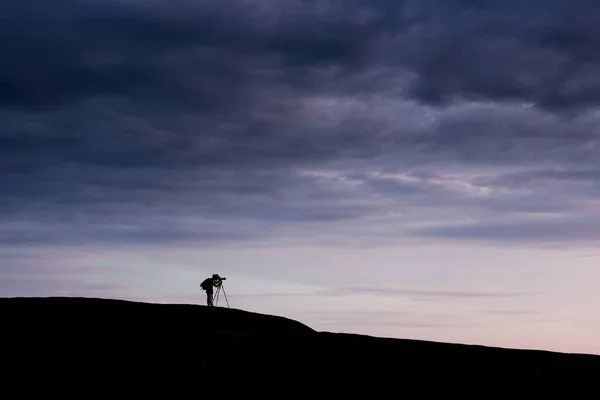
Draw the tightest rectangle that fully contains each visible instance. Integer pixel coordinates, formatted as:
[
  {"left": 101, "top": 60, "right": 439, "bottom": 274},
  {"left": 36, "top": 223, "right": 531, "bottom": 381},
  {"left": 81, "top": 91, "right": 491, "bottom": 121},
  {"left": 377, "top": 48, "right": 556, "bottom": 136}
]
[{"left": 2, "top": 296, "right": 599, "bottom": 360}]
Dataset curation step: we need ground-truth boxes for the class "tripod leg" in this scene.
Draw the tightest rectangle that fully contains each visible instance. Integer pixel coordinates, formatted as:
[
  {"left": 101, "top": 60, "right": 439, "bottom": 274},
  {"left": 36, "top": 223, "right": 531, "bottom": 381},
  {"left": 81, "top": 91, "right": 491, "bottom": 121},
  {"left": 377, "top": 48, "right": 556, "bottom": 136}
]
[{"left": 221, "top": 285, "right": 230, "bottom": 308}]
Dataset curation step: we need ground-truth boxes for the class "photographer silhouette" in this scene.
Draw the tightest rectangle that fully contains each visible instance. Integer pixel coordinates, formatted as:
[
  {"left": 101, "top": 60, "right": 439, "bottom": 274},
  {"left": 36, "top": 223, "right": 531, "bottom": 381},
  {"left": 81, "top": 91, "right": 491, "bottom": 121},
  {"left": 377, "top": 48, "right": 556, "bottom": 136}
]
[{"left": 200, "top": 274, "right": 226, "bottom": 307}]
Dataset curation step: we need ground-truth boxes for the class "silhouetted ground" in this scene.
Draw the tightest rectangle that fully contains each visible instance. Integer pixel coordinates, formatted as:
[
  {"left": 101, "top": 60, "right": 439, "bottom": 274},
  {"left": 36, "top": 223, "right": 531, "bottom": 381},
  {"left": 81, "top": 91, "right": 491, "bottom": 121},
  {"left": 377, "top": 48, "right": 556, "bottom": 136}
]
[{"left": 2, "top": 297, "right": 598, "bottom": 394}]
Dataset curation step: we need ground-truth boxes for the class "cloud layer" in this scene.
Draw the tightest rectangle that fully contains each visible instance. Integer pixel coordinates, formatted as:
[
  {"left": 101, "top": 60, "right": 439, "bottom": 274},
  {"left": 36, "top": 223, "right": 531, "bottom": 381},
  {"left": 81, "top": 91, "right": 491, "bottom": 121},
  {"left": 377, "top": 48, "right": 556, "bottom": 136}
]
[{"left": 4, "top": 0, "right": 600, "bottom": 250}]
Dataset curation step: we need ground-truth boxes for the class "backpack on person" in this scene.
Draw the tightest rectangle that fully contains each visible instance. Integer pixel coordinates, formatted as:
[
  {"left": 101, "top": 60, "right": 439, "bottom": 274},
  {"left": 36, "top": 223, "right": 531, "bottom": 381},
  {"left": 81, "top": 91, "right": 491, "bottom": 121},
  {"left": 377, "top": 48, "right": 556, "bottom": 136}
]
[{"left": 200, "top": 278, "right": 212, "bottom": 291}]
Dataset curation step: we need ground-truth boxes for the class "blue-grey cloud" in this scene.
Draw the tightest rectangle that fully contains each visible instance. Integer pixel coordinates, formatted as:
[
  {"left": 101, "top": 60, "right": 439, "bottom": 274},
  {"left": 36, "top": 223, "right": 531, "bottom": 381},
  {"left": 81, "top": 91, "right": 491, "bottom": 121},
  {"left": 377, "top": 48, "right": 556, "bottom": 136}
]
[
  {"left": 322, "top": 286, "right": 533, "bottom": 300},
  {"left": 0, "top": 0, "right": 386, "bottom": 111},
  {"left": 5, "top": 0, "right": 600, "bottom": 112},
  {"left": 3, "top": 0, "right": 600, "bottom": 250},
  {"left": 411, "top": 216, "right": 600, "bottom": 243},
  {"left": 399, "top": 0, "right": 600, "bottom": 112}
]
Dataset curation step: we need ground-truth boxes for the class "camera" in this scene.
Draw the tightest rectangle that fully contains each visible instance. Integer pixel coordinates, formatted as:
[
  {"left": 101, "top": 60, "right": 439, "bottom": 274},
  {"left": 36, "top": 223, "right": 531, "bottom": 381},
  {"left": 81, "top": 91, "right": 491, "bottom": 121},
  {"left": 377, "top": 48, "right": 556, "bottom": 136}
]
[{"left": 213, "top": 276, "right": 225, "bottom": 287}]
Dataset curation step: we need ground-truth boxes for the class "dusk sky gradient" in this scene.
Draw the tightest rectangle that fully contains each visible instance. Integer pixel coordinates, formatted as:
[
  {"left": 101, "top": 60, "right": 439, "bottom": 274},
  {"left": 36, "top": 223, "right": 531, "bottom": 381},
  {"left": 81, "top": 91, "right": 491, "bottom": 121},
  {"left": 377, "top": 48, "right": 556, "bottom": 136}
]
[{"left": 2, "top": 0, "right": 600, "bottom": 355}]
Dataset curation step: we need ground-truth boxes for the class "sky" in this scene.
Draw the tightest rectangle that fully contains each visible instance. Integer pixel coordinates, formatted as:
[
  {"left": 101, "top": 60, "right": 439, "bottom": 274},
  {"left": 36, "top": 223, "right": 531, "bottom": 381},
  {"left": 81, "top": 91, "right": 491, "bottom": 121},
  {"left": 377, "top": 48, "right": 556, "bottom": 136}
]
[{"left": 2, "top": 0, "right": 600, "bottom": 355}]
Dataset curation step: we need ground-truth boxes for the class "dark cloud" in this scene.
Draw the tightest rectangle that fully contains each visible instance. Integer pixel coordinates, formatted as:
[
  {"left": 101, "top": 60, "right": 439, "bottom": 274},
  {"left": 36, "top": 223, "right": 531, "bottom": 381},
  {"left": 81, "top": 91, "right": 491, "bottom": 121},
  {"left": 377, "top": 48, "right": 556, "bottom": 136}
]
[
  {"left": 6, "top": 0, "right": 600, "bottom": 113},
  {"left": 3, "top": 0, "right": 600, "bottom": 249},
  {"left": 400, "top": 0, "right": 600, "bottom": 112},
  {"left": 0, "top": 0, "right": 387, "bottom": 111}
]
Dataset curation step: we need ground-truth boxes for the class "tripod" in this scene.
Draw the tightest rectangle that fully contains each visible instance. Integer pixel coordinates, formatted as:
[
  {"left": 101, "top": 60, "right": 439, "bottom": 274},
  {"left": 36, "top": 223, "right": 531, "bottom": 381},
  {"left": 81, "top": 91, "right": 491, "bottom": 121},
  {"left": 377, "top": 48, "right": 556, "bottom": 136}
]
[{"left": 213, "top": 282, "right": 230, "bottom": 308}]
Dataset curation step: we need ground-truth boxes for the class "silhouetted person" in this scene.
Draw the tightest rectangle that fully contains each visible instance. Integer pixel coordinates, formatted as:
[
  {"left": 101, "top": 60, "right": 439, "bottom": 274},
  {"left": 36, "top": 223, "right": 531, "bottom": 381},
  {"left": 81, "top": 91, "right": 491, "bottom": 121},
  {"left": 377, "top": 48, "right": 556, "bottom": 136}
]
[{"left": 200, "top": 274, "right": 223, "bottom": 307}]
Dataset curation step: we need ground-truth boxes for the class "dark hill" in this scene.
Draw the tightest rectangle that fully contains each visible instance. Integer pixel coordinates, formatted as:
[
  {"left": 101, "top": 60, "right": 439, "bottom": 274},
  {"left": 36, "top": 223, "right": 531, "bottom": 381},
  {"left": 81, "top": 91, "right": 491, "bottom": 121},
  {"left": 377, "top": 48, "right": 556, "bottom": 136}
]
[
  {"left": 2, "top": 296, "right": 315, "bottom": 336},
  {"left": 2, "top": 296, "right": 598, "bottom": 394}
]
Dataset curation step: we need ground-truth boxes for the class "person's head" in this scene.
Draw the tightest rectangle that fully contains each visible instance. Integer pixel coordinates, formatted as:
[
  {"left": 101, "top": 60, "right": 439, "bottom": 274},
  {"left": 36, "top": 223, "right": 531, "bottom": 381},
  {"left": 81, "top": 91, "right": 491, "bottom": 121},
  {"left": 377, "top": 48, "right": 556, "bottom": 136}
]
[{"left": 212, "top": 274, "right": 220, "bottom": 279}]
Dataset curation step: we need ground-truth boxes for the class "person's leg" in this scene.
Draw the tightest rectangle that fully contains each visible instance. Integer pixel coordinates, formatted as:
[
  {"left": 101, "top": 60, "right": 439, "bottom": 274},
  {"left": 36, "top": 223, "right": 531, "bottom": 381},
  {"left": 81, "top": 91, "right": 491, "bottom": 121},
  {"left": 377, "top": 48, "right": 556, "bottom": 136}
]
[{"left": 207, "top": 291, "right": 213, "bottom": 306}]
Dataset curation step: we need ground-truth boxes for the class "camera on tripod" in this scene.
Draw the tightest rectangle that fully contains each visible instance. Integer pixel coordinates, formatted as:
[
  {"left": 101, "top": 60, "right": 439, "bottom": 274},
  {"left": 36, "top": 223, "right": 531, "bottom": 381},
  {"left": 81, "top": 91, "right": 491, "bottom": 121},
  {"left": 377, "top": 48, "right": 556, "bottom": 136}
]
[{"left": 212, "top": 274, "right": 226, "bottom": 286}]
